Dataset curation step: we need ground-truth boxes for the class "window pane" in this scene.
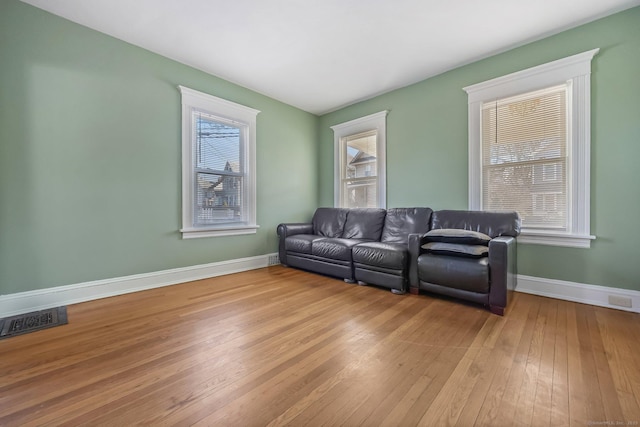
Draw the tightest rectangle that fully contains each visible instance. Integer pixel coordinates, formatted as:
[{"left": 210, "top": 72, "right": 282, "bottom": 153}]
[
  {"left": 343, "top": 178, "right": 377, "bottom": 208},
  {"left": 195, "top": 172, "right": 243, "bottom": 226},
  {"left": 195, "top": 112, "right": 241, "bottom": 173},
  {"left": 193, "top": 110, "right": 244, "bottom": 226},
  {"left": 483, "top": 160, "right": 566, "bottom": 229},
  {"left": 345, "top": 132, "right": 377, "bottom": 179},
  {"left": 481, "top": 85, "right": 568, "bottom": 230},
  {"left": 341, "top": 130, "right": 378, "bottom": 208}
]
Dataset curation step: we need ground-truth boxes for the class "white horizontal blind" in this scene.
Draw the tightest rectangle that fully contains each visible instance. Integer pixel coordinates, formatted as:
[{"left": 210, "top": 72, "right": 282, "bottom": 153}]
[
  {"left": 342, "top": 130, "right": 378, "bottom": 208},
  {"left": 481, "top": 84, "right": 568, "bottom": 230},
  {"left": 193, "top": 110, "right": 244, "bottom": 226}
]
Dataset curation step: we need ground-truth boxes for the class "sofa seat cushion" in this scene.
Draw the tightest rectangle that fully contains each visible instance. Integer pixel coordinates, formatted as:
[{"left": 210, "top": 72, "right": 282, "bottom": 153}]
[
  {"left": 312, "top": 238, "right": 367, "bottom": 262},
  {"left": 421, "top": 242, "right": 488, "bottom": 258},
  {"left": 418, "top": 254, "right": 489, "bottom": 293},
  {"left": 285, "top": 234, "right": 327, "bottom": 255},
  {"left": 352, "top": 242, "right": 408, "bottom": 270}
]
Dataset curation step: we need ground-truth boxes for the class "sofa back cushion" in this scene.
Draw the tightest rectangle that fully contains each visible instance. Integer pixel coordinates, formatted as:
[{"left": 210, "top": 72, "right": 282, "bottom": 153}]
[
  {"left": 312, "top": 208, "right": 349, "bottom": 237},
  {"left": 431, "top": 210, "right": 521, "bottom": 238},
  {"left": 381, "top": 207, "right": 433, "bottom": 244},
  {"left": 342, "top": 208, "right": 387, "bottom": 240}
]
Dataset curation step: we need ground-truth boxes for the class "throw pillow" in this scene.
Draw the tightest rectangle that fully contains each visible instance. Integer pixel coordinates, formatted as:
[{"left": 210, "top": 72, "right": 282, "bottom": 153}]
[
  {"left": 422, "top": 242, "right": 489, "bottom": 258},
  {"left": 425, "top": 228, "right": 491, "bottom": 245}
]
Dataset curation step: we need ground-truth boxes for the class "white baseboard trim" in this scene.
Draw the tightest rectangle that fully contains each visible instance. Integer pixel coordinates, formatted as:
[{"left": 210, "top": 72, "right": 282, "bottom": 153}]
[
  {"left": 516, "top": 274, "right": 640, "bottom": 313},
  {"left": 0, "top": 253, "right": 279, "bottom": 317},
  {"left": 3, "top": 263, "right": 636, "bottom": 317}
]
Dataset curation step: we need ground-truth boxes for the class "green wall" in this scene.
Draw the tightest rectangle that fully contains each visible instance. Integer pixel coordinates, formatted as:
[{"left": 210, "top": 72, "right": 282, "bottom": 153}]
[
  {"left": 319, "top": 7, "right": 640, "bottom": 291},
  {"left": 0, "top": 0, "right": 319, "bottom": 294},
  {"left": 2, "top": 1, "right": 639, "bottom": 296}
]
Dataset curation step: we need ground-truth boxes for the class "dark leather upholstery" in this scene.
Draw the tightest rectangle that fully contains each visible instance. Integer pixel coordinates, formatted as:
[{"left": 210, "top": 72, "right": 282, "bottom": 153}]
[
  {"left": 354, "top": 266, "right": 405, "bottom": 290},
  {"left": 353, "top": 242, "right": 407, "bottom": 270},
  {"left": 352, "top": 208, "right": 431, "bottom": 292},
  {"left": 488, "top": 236, "right": 518, "bottom": 313},
  {"left": 278, "top": 208, "right": 385, "bottom": 282},
  {"left": 284, "top": 234, "right": 325, "bottom": 254},
  {"left": 431, "top": 210, "right": 521, "bottom": 238},
  {"left": 312, "top": 208, "right": 348, "bottom": 237},
  {"left": 342, "top": 208, "right": 386, "bottom": 240},
  {"left": 277, "top": 207, "right": 430, "bottom": 292},
  {"left": 277, "top": 207, "right": 519, "bottom": 314},
  {"left": 409, "top": 210, "right": 520, "bottom": 315},
  {"left": 380, "top": 208, "right": 433, "bottom": 243},
  {"left": 313, "top": 238, "right": 367, "bottom": 262},
  {"left": 277, "top": 223, "right": 313, "bottom": 267},
  {"left": 416, "top": 282, "right": 490, "bottom": 306},
  {"left": 417, "top": 255, "right": 490, "bottom": 293},
  {"left": 286, "top": 255, "right": 352, "bottom": 280}
]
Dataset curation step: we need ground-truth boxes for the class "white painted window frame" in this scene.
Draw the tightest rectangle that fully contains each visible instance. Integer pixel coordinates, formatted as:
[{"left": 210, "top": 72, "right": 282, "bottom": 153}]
[
  {"left": 179, "top": 86, "right": 260, "bottom": 239},
  {"left": 331, "top": 111, "right": 388, "bottom": 209},
  {"left": 463, "top": 49, "right": 599, "bottom": 248}
]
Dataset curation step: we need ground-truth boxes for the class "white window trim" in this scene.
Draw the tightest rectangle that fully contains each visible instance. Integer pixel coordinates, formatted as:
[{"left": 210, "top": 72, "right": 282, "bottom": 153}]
[
  {"left": 331, "top": 111, "right": 388, "bottom": 209},
  {"left": 463, "top": 49, "right": 599, "bottom": 248},
  {"left": 178, "top": 86, "right": 260, "bottom": 239}
]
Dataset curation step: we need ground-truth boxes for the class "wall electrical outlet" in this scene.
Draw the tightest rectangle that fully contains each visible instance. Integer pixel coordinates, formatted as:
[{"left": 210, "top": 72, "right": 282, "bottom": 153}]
[{"left": 608, "top": 295, "right": 632, "bottom": 308}]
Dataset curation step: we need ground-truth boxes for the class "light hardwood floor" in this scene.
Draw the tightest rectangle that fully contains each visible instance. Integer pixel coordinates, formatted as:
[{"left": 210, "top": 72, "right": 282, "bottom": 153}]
[{"left": 1, "top": 266, "right": 639, "bottom": 426}]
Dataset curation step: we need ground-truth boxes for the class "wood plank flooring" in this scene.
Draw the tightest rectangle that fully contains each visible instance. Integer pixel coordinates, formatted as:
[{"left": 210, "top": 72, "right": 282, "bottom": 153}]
[{"left": 1, "top": 266, "right": 639, "bottom": 426}]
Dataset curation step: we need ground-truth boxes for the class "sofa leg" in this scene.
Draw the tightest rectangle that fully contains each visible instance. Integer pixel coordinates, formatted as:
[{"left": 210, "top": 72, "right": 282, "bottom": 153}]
[
  {"left": 391, "top": 288, "right": 406, "bottom": 295},
  {"left": 409, "top": 287, "right": 419, "bottom": 295},
  {"left": 489, "top": 305, "right": 505, "bottom": 316},
  {"left": 344, "top": 278, "right": 356, "bottom": 284},
  {"left": 357, "top": 281, "right": 368, "bottom": 286}
]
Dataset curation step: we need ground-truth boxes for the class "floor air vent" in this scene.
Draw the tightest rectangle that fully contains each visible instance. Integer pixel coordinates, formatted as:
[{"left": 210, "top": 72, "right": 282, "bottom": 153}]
[
  {"left": 268, "top": 254, "right": 280, "bottom": 266},
  {"left": 0, "top": 307, "right": 68, "bottom": 340}
]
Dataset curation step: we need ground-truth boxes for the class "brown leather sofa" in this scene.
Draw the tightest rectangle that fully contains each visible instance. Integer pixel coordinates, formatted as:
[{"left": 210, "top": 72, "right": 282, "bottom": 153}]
[{"left": 277, "top": 207, "right": 520, "bottom": 314}]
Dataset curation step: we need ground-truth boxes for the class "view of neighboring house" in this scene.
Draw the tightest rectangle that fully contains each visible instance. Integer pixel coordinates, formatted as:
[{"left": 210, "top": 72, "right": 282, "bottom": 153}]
[
  {"left": 344, "top": 132, "right": 378, "bottom": 208},
  {"left": 197, "top": 161, "right": 241, "bottom": 224},
  {"left": 194, "top": 114, "right": 243, "bottom": 225}
]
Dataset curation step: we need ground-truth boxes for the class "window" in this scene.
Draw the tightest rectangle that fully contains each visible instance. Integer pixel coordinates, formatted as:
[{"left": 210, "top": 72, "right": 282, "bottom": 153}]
[
  {"left": 464, "top": 49, "right": 598, "bottom": 248},
  {"left": 331, "top": 111, "right": 388, "bottom": 208},
  {"left": 481, "top": 84, "right": 568, "bottom": 230},
  {"left": 179, "top": 86, "right": 260, "bottom": 239}
]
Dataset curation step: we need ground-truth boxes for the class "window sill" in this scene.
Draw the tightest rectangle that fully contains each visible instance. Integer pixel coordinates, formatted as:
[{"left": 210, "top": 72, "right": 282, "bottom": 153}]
[
  {"left": 518, "top": 231, "right": 595, "bottom": 248},
  {"left": 181, "top": 225, "right": 260, "bottom": 239}
]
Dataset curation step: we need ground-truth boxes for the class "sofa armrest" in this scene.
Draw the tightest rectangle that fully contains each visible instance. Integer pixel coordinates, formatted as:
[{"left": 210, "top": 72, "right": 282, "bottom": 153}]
[
  {"left": 277, "top": 223, "right": 313, "bottom": 238},
  {"left": 408, "top": 233, "right": 430, "bottom": 291},
  {"left": 488, "top": 236, "right": 517, "bottom": 314},
  {"left": 276, "top": 223, "right": 313, "bottom": 267}
]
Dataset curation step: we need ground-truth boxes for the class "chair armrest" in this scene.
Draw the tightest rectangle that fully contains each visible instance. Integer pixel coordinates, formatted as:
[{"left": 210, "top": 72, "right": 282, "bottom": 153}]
[
  {"left": 488, "top": 236, "right": 517, "bottom": 313},
  {"left": 408, "top": 233, "right": 430, "bottom": 290},
  {"left": 276, "top": 223, "right": 313, "bottom": 266}
]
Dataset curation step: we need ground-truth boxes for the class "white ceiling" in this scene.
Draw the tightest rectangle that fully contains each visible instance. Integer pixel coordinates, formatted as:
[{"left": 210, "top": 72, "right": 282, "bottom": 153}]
[{"left": 21, "top": 0, "right": 640, "bottom": 115}]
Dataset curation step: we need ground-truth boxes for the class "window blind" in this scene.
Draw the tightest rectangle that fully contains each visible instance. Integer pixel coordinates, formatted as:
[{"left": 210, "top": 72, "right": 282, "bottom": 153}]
[{"left": 481, "top": 84, "right": 568, "bottom": 230}]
